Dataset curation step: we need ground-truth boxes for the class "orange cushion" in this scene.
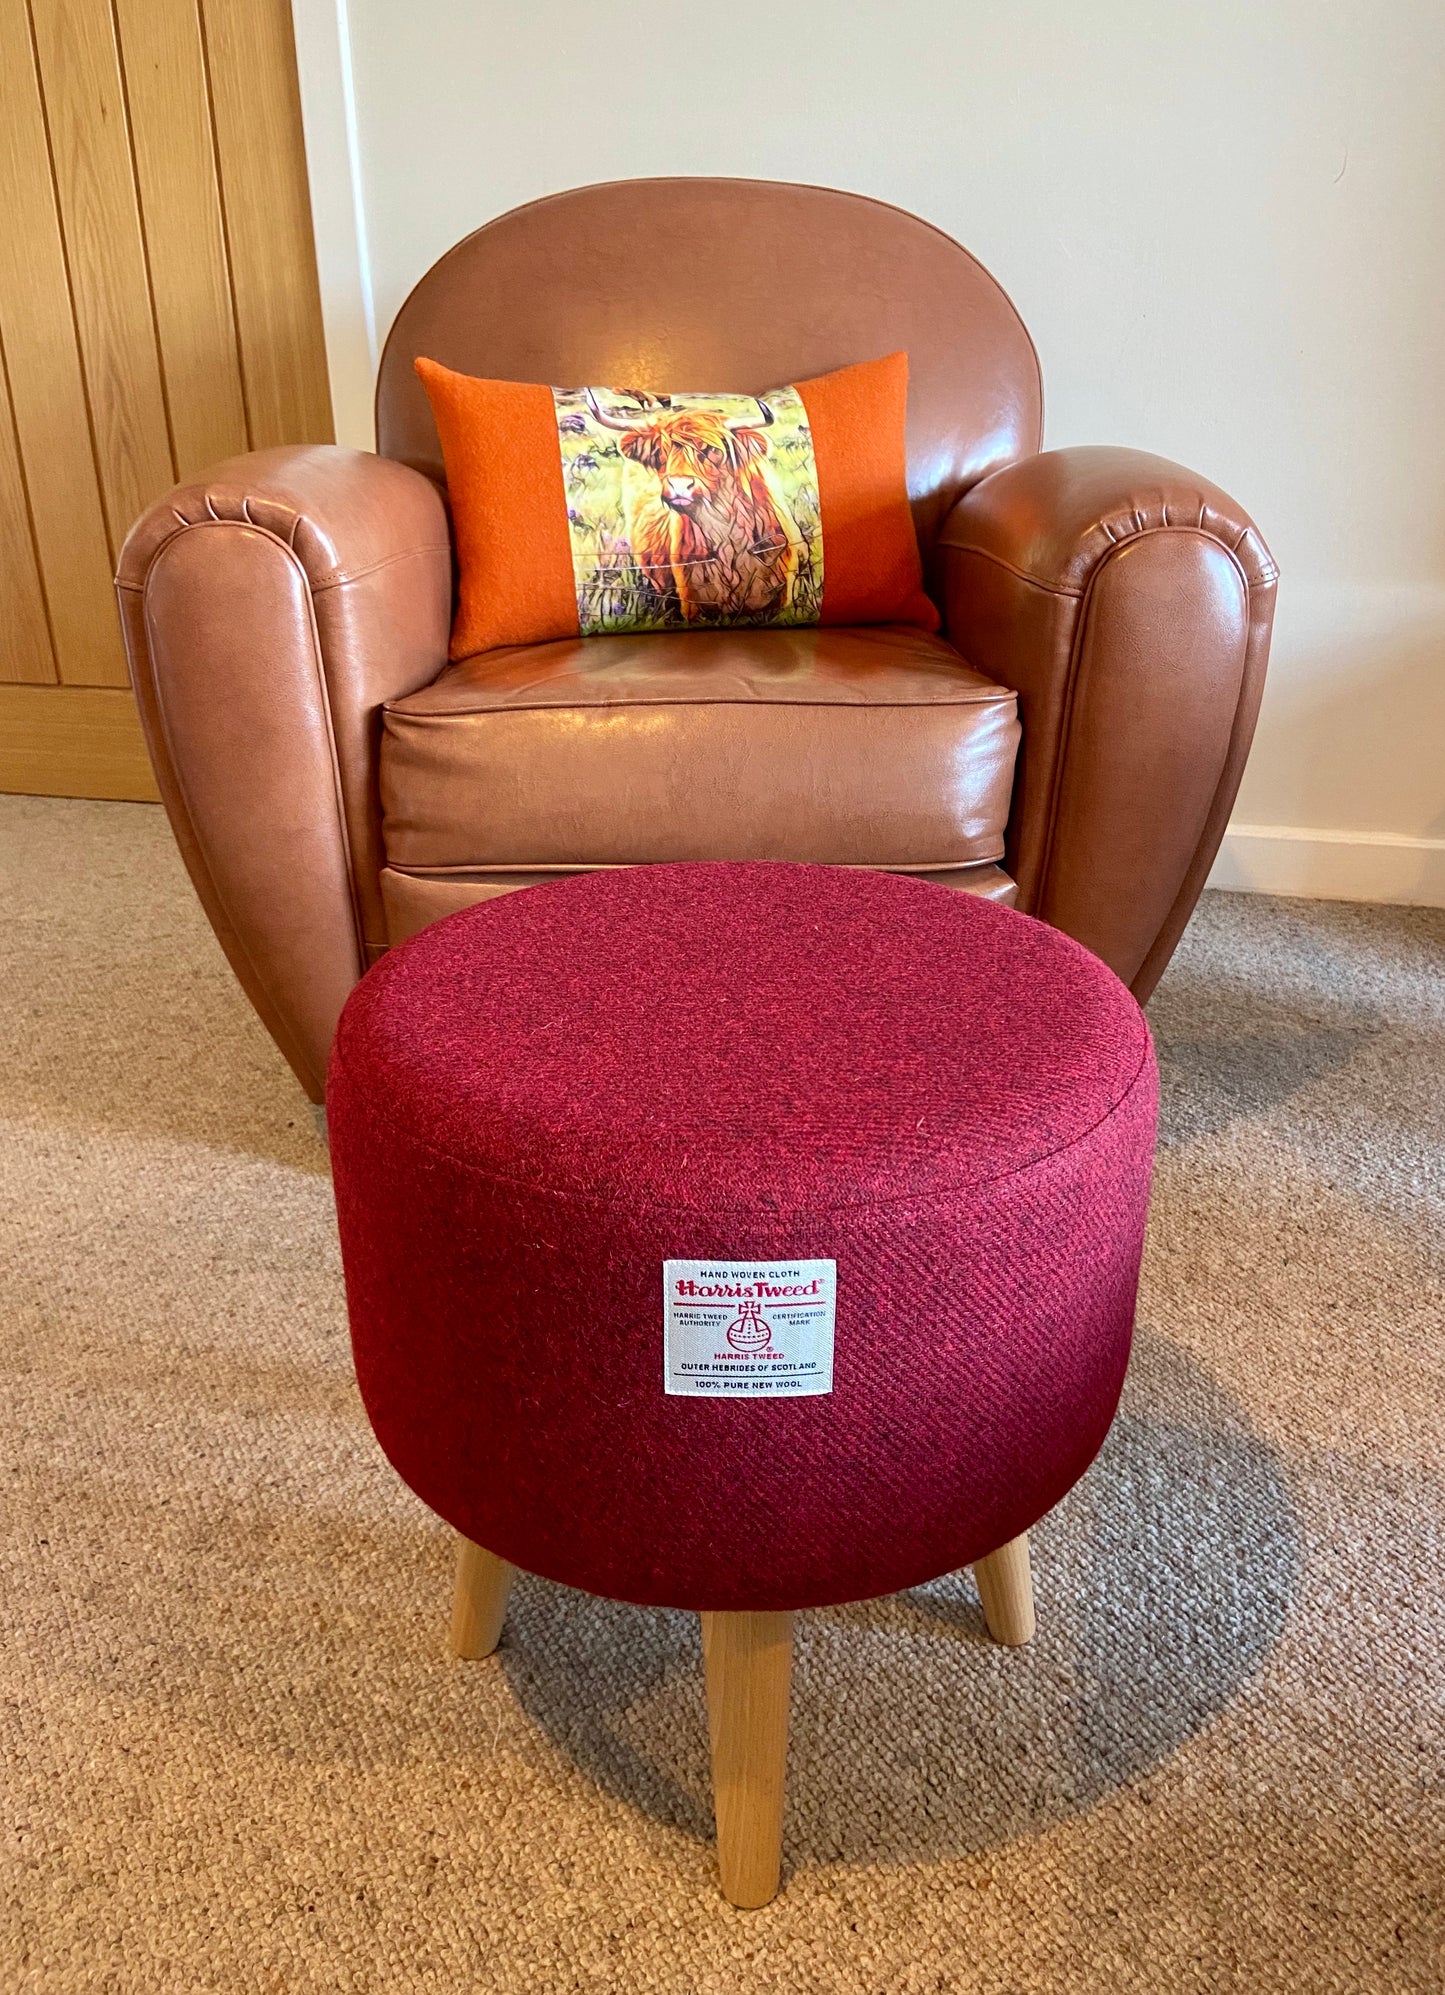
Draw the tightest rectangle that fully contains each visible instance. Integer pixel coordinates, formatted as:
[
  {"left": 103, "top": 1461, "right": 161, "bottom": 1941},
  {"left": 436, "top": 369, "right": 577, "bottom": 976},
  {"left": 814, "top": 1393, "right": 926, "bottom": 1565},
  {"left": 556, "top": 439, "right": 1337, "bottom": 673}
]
[{"left": 415, "top": 351, "right": 939, "bottom": 657}]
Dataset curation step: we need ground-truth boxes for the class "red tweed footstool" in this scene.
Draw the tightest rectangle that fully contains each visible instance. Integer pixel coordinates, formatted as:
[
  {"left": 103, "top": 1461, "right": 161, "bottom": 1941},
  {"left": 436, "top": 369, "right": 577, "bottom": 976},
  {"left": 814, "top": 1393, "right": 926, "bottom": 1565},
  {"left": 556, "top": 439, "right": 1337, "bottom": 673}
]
[{"left": 327, "top": 862, "right": 1158, "bottom": 1906}]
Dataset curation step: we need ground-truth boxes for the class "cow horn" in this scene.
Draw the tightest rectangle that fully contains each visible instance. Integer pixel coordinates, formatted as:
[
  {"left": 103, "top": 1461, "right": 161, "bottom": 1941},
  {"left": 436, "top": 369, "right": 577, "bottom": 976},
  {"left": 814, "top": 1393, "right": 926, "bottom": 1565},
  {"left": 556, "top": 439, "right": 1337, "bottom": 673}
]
[
  {"left": 724, "top": 397, "right": 775, "bottom": 432},
  {"left": 584, "top": 386, "right": 660, "bottom": 432}
]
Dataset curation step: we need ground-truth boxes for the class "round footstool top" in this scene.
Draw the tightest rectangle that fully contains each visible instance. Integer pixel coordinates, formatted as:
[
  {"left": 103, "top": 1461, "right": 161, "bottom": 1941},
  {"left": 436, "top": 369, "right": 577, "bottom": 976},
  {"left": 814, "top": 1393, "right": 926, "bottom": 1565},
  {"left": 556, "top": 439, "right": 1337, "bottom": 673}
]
[{"left": 329, "top": 862, "right": 1157, "bottom": 1611}]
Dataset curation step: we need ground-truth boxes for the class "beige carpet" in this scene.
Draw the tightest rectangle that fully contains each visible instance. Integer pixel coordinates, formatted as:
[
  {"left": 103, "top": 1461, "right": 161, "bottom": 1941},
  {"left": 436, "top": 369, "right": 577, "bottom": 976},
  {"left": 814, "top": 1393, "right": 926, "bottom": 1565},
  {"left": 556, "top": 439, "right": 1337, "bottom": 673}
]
[{"left": 2, "top": 795, "right": 1441, "bottom": 1993}]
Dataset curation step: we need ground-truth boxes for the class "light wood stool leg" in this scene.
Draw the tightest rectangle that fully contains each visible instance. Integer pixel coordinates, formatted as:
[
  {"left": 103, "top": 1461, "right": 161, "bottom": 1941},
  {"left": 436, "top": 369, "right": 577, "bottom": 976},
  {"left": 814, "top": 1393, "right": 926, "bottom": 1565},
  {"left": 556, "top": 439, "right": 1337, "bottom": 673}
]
[
  {"left": 449, "top": 1534, "right": 514, "bottom": 1659},
  {"left": 972, "top": 1532, "right": 1036, "bottom": 1646},
  {"left": 701, "top": 1610, "right": 794, "bottom": 1908}
]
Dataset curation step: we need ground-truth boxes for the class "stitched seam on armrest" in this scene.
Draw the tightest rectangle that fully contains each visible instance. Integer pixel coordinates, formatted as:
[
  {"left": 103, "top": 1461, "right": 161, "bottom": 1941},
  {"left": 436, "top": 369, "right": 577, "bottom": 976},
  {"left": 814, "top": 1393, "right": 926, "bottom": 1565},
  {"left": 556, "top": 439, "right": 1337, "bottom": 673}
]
[
  {"left": 1031, "top": 564, "right": 1093, "bottom": 904},
  {"left": 943, "top": 544, "right": 1085, "bottom": 598},
  {"left": 310, "top": 541, "right": 454, "bottom": 593},
  {"left": 119, "top": 518, "right": 451, "bottom": 595},
  {"left": 943, "top": 529, "right": 1277, "bottom": 597}
]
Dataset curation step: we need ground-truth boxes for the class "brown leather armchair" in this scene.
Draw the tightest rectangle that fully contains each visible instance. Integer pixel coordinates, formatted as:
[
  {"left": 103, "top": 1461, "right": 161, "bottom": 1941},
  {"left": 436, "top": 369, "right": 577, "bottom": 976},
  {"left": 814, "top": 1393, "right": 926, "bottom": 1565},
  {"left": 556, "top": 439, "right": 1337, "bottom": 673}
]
[{"left": 117, "top": 178, "right": 1276, "bottom": 1105}]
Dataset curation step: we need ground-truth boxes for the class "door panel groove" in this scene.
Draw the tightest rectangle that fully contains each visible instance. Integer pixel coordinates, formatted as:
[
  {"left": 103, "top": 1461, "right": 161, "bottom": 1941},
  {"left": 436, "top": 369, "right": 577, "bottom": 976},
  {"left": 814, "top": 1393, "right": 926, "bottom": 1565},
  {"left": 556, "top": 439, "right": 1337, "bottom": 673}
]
[
  {"left": 193, "top": 0, "right": 254, "bottom": 451},
  {"left": 106, "top": 0, "right": 180, "bottom": 486},
  {"left": 1, "top": 0, "right": 332, "bottom": 791},
  {"left": 24, "top": 0, "right": 119, "bottom": 564},
  {"left": 0, "top": 0, "right": 125, "bottom": 685},
  {"left": 0, "top": 325, "right": 59, "bottom": 684},
  {"left": 31, "top": 0, "right": 178, "bottom": 554},
  {"left": 118, "top": 0, "right": 247, "bottom": 475},
  {"left": 202, "top": 0, "right": 333, "bottom": 453}
]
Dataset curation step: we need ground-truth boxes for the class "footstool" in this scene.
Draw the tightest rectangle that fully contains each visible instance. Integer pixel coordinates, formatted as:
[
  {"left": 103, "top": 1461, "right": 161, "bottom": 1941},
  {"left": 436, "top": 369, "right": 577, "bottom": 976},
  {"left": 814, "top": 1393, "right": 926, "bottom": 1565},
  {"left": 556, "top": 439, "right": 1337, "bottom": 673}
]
[{"left": 328, "top": 862, "right": 1157, "bottom": 1906}]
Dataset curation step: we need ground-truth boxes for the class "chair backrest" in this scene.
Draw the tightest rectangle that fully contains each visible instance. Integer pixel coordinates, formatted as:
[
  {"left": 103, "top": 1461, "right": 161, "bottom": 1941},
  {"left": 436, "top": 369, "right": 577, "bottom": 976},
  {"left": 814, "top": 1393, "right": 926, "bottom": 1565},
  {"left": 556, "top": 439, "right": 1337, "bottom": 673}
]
[{"left": 376, "top": 178, "right": 1042, "bottom": 555}]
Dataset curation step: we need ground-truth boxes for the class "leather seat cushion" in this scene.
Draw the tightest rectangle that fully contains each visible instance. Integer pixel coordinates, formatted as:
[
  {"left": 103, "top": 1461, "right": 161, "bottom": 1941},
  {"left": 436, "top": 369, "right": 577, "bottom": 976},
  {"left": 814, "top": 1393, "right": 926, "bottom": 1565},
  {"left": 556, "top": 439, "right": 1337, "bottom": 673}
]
[
  {"left": 378, "top": 860, "right": 1018, "bottom": 949},
  {"left": 380, "top": 624, "right": 1019, "bottom": 872}
]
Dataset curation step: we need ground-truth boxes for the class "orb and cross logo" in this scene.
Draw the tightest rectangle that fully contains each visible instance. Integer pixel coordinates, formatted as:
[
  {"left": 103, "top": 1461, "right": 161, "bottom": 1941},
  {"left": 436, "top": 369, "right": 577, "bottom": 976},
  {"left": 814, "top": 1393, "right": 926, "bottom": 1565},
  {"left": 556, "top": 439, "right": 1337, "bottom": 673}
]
[{"left": 724, "top": 1299, "right": 774, "bottom": 1352}]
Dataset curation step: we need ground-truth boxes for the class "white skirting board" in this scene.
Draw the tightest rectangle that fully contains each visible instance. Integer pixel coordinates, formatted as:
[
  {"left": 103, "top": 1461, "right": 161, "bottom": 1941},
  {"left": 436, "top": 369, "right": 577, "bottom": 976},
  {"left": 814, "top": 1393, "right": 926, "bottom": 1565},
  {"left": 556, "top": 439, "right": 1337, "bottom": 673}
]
[{"left": 1208, "top": 826, "right": 1445, "bottom": 906}]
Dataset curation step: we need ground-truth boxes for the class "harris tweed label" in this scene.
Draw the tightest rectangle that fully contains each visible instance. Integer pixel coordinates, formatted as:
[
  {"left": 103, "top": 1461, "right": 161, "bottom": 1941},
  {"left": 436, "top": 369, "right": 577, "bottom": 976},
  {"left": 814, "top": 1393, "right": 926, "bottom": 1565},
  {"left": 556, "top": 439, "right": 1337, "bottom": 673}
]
[{"left": 663, "top": 1259, "right": 836, "bottom": 1398}]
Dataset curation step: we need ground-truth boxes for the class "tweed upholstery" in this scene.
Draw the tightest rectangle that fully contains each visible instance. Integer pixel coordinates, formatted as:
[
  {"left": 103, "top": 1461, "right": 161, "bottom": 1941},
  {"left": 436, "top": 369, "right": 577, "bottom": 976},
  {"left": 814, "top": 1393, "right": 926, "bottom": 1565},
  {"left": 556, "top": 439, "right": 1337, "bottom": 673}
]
[{"left": 328, "top": 863, "right": 1157, "bottom": 1611}]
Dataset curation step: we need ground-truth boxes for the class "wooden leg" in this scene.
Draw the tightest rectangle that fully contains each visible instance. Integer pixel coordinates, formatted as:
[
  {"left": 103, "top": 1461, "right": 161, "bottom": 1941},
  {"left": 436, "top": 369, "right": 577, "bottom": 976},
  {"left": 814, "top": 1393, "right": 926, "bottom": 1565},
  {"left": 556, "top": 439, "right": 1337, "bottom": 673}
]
[
  {"left": 701, "top": 1610, "right": 794, "bottom": 1908},
  {"left": 449, "top": 1535, "right": 514, "bottom": 1659},
  {"left": 972, "top": 1532, "right": 1036, "bottom": 1646}
]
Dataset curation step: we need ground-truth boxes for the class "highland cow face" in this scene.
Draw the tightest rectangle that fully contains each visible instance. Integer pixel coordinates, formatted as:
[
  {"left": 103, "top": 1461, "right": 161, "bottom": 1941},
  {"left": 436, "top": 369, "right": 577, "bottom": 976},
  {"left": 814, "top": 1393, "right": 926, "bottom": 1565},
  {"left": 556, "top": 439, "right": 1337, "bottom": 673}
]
[{"left": 619, "top": 412, "right": 769, "bottom": 515}]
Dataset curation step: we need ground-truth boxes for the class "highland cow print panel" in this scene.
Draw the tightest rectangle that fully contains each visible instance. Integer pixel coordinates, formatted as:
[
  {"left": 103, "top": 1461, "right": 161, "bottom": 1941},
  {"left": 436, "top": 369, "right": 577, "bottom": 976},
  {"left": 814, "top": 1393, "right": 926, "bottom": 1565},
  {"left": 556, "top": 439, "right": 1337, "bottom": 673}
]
[{"left": 553, "top": 385, "right": 824, "bottom": 635}]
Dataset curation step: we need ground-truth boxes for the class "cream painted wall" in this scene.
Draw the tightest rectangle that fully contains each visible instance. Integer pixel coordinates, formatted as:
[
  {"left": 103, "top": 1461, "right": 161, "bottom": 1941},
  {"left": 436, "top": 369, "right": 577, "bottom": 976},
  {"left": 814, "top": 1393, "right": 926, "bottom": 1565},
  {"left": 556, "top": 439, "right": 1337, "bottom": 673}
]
[{"left": 293, "top": 0, "right": 1445, "bottom": 900}]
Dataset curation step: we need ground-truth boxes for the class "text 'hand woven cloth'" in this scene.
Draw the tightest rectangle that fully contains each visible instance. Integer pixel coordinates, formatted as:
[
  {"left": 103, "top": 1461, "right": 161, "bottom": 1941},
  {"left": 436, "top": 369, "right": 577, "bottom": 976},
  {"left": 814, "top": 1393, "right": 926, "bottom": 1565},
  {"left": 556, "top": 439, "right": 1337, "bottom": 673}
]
[{"left": 327, "top": 863, "right": 1158, "bottom": 1613}]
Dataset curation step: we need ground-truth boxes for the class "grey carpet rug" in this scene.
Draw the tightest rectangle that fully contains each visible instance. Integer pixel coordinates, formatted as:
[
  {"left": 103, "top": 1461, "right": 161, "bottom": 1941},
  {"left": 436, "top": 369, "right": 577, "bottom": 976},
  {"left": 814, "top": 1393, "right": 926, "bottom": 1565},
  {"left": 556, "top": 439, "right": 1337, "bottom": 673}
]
[{"left": 2, "top": 795, "right": 1441, "bottom": 1993}]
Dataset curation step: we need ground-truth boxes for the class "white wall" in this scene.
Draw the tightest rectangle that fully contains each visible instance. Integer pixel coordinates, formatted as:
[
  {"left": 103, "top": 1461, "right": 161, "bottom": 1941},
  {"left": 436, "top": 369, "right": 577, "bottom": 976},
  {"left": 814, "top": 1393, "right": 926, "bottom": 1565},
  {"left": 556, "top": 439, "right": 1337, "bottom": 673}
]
[{"left": 294, "top": 0, "right": 1445, "bottom": 901}]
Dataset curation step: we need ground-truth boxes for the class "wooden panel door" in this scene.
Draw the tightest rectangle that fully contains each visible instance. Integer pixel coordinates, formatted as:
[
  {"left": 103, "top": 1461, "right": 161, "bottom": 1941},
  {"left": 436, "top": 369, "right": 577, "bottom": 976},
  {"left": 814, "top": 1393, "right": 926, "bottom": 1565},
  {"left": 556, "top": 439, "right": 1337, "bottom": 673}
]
[{"left": 0, "top": 0, "right": 332, "bottom": 800}]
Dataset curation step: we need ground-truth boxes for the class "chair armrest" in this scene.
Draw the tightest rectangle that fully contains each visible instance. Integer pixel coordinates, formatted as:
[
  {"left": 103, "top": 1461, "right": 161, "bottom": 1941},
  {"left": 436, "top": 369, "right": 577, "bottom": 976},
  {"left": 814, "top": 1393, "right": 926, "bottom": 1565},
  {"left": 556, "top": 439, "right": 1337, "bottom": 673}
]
[
  {"left": 117, "top": 445, "right": 453, "bottom": 1099},
  {"left": 938, "top": 446, "right": 1277, "bottom": 1000}
]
